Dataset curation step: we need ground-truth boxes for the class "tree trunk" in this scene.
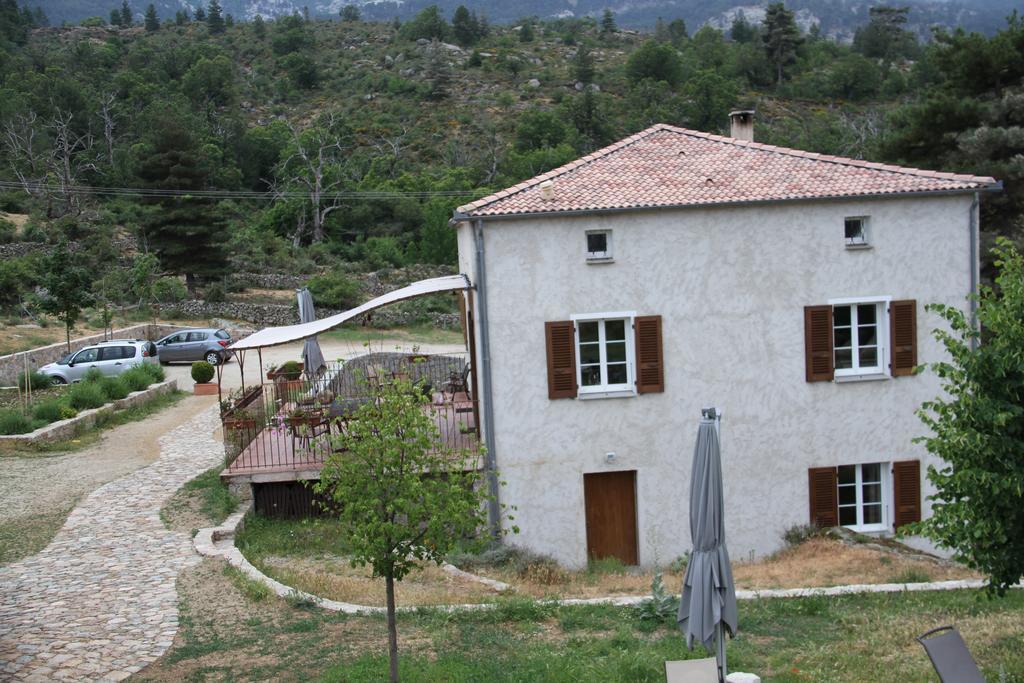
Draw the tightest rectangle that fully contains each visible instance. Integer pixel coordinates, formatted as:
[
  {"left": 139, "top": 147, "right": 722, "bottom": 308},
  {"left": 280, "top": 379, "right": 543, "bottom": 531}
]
[
  {"left": 385, "top": 573, "right": 399, "bottom": 683},
  {"left": 65, "top": 321, "right": 71, "bottom": 353}
]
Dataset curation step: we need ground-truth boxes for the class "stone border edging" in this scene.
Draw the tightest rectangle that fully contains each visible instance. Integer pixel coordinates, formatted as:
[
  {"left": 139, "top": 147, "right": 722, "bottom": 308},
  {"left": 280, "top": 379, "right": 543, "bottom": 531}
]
[
  {"left": 0, "top": 379, "right": 178, "bottom": 446},
  {"left": 194, "top": 507, "right": 1000, "bottom": 614}
]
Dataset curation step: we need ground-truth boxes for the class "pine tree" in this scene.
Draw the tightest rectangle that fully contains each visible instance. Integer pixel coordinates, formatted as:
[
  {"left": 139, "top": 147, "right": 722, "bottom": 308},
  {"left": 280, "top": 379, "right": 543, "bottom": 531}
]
[
  {"left": 253, "top": 14, "right": 265, "bottom": 37},
  {"left": 120, "top": 0, "right": 132, "bottom": 26},
  {"left": 194, "top": 5, "right": 206, "bottom": 21},
  {"left": 136, "top": 115, "right": 228, "bottom": 294},
  {"left": 423, "top": 41, "right": 451, "bottom": 100},
  {"left": 573, "top": 42, "right": 595, "bottom": 84},
  {"left": 451, "top": 5, "right": 477, "bottom": 47},
  {"left": 206, "top": 0, "right": 224, "bottom": 34},
  {"left": 340, "top": 4, "right": 360, "bottom": 22},
  {"left": 600, "top": 9, "right": 616, "bottom": 36},
  {"left": 761, "top": 2, "right": 801, "bottom": 85},
  {"left": 144, "top": 4, "right": 158, "bottom": 31},
  {"left": 109, "top": 8, "right": 122, "bottom": 26},
  {"left": 519, "top": 20, "right": 534, "bottom": 43}
]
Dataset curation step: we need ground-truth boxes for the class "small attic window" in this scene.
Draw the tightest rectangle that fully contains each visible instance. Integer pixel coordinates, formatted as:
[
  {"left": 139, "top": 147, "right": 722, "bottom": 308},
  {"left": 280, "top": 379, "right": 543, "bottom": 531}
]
[
  {"left": 586, "top": 230, "right": 613, "bottom": 262},
  {"left": 845, "top": 217, "right": 870, "bottom": 249}
]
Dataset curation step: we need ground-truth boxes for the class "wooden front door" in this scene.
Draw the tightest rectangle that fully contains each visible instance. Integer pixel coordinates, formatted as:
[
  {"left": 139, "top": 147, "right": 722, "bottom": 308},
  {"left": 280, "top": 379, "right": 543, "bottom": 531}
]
[{"left": 584, "top": 471, "right": 639, "bottom": 565}]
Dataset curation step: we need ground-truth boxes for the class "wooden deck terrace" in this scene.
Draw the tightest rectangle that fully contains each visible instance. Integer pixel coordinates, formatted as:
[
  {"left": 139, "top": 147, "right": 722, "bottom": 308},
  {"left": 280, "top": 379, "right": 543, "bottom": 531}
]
[{"left": 220, "top": 393, "right": 481, "bottom": 484}]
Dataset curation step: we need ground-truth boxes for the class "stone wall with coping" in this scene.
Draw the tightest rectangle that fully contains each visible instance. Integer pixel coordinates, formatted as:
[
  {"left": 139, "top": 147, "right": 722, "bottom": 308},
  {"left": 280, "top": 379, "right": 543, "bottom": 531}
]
[
  {"left": 0, "top": 379, "right": 177, "bottom": 448},
  {"left": 0, "top": 324, "right": 250, "bottom": 386}
]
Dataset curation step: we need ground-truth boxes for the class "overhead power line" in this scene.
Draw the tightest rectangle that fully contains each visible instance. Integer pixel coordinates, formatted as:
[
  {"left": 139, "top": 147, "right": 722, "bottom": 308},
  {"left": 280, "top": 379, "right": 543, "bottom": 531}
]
[{"left": 0, "top": 180, "right": 483, "bottom": 201}]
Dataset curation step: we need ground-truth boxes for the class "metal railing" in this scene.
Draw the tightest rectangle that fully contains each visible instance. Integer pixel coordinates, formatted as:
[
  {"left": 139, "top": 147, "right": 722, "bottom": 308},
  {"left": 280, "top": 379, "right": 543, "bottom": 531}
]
[{"left": 221, "top": 352, "right": 479, "bottom": 474}]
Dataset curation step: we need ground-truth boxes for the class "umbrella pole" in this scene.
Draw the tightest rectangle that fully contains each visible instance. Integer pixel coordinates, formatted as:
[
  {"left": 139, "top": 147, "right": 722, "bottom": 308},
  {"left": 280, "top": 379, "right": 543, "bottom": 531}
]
[{"left": 717, "top": 622, "right": 726, "bottom": 681}]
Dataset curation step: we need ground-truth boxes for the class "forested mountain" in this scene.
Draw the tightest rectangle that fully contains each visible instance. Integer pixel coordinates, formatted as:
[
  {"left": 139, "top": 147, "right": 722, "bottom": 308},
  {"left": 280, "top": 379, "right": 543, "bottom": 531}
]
[
  {"left": 0, "top": 0, "right": 1021, "bottom": 316},
  {"left": 30, "top": 0, "right": 1020, "bottom": 35}
]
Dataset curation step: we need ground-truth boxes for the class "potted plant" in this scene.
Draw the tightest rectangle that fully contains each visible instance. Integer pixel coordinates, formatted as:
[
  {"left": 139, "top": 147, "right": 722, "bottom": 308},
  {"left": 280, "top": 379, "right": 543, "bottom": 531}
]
[
  {"left": 191, "top": 361, "right": 217, "bottom": 395},
  {"left": 267, "top": 361, "right": 304, "bottom": 381},
  {"left": 269, "top": 360, "right": 305, "bottom": 402},
  {"left": 223, "top": 406, "right": 259, "bottom": 431}
]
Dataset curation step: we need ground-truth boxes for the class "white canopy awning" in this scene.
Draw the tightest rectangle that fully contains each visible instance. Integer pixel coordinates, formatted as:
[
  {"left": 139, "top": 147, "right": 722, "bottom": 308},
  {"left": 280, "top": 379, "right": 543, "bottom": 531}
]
[{"left": 230, "top": 274, "right": 472, "bottom": 351}]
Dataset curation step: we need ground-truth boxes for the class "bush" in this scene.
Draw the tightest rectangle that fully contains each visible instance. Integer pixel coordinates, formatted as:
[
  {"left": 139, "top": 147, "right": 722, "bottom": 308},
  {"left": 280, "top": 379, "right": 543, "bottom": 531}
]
[
  {"left": 121, "top": 366, "right": 153, "bottom": 392},
  {"left": 0, "top": 408, "right": 35, "bottom": 435},
  {"left": 782, "top": 523, "right": 822, "bottom": 547},
  {"left": 59, "top": 405, "right": 78, "bottom": 419},
  {"left": 99, "top": 376, "right": 130, "bottom": 401},
  {"left": 152, "top": 277, "right": 187, "bottom": 304},
  {"left": 31, "top": 399, "right": 64, "bottom": 423},
  {"left": 307, "top": 270, "right": 362, "bottom": 310},
  {"left": 82, "top": 368, "right": 104, "bottom": 384},
  {"left": 204, "top": 282, "right": 227, "bottom": 303},
  {"left": 191, "top": 360, "right": 215, "bottom": 384},
  {"left": 274, "top": 360, "right": 302, "bottom": 381},
  {"left": 0, "top": 217, "right": 15, "bottom": 243},
  {"left": 17, "top": 369, "right": 51, "bottom": 391},
  {"left": 66, "top": 381, "right": 107, "bottom": 410},
  {"left": 142, "top": 363, "right": 165, "bottom": 382}
]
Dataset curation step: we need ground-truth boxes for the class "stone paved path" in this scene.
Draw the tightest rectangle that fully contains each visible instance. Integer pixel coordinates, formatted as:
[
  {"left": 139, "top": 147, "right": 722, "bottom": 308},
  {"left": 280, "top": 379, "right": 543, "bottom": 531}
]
[{"left": 0, "top": 406, "right": 223, "bottom": 682}]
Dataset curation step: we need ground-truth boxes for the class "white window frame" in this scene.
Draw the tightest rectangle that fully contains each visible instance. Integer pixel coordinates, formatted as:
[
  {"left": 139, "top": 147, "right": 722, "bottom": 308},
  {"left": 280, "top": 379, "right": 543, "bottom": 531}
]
[
  {"left": 585, "top": 229, "right": 613, "bottom": 263},
  {"left": 571, "top": 311, "right": 635, "bottom": 398},
  {"left": 837, "top": 462, "right": 890, "bottom": 533},
  {"left": 828, "top": 296, "right": 890, "bottom": 380},
  {"left": 844, "top": 216, "right": 870, "bottom": 249}
]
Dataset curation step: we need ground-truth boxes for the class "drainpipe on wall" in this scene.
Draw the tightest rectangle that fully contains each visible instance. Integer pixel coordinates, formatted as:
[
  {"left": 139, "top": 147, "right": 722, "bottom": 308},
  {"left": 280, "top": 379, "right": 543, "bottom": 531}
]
[
  {"left": 969, "top": 192, "right": 980, "bottom": 350},
  {"left": 473, "top": 219, "right": 502, "bottom": 538}
]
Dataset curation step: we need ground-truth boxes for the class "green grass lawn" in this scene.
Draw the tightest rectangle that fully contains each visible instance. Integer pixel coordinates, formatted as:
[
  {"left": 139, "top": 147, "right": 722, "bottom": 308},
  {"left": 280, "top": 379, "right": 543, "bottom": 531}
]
[
  {"left": 146, "top": 561, "right": 1024, "bottom": 682},
  {"left": 319, "top": 324, "right": 464, "bottom": 347}
]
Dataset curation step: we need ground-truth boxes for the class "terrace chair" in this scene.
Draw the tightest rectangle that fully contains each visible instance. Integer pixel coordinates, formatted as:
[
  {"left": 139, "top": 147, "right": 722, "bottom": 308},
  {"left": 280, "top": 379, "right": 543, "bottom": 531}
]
[{"left": 917, "top": 626, "right": 985, "bottom": 683}]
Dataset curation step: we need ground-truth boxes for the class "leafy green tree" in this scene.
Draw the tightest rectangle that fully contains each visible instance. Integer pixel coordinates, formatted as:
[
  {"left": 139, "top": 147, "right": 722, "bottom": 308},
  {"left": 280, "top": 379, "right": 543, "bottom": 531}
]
[
  {"left": 762, "top": 2, "right": 802, "bottom": 85},
  {"left": 423, "top": 41, "right": 451, "bottom": 100},
  {"left": 313, "top": 377, "right": 496, "bottom": 683},
  {"left": 144, "top": 4, "right": 158, "bottom": 31},
  {"left": 730, "top": 12, "right": 757, "bottom": 43},
  {"left": 518, "top": 19, "right": 534, "bottom": 43},
  {"left": 174, "top": 9, "right": 189, "bottom": 25},
  {"left": 182, "top": 55, "right": 236, "bottom": 108},
  {"left": 109, "top": 8, "right": 122, "bottom": 27},
  {"left": 400, "top": 5, "right": 448, "bottom": 42},
  {"left": 272, "top": 14, "right": 310, "bottom": 54},
  {"left": 853, "top": 6, "right": 918, "bottom": 63},
  {"left": 41, "top": 242, "right": 94, "bottom": 351},
  {"left": 253, "top": 14, "right": 264, "bottom": 37},
  {"left": 280, "top": 52, "right": 320, "bottom": 90},
  {"left": 307, "top": 269, "right": 361, "bottom": 309},
  {"left": 451, "top": 5, "right": 478, "bottom": 47},
  {"left": 135, "top": 113, "right": 228, "bottom": 293},
  {"left": 206, "top": 0, "right": 225, "bottom": 35},
  {"left": 120, "top": 0, "right": 132, "bottom": 26},
  {"left": 600, "top": 8, "right": 616, "bottom": 36},
  {"left": 565, "top": 88, "right": 615, "bottom": 152},
  {"left": 827, "top": 52, "right": 882, "bottom": 99},
  {"left": 340, "top": 4, "right": 360, "bottom": 22},
  {"left": 573, "top": 42, "right": 596, "bottom": 84},
  {"left": 514, "top": 110, "right": 569, "bottom": 151},
  {"left": 683, "top": 69, "right": 739, "bottom": 131},
  {"left": 913, "top": 239, "right": 1024, "bottom": 595},
  {"left": 626, "top": 40, "right": 684, "bottom": 87},
  {"left": 667, "top": 18, "right": 688, "bottom": 45}
]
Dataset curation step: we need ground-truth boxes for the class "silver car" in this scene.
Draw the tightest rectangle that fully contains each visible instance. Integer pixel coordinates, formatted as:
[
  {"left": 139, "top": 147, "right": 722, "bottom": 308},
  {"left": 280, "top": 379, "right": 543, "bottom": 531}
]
[
  {"left": 154, "top": 328, "right": 233, "bottom": 365},
  {"left": 39, "top": 339, "right": 159, "bottom": 385}
]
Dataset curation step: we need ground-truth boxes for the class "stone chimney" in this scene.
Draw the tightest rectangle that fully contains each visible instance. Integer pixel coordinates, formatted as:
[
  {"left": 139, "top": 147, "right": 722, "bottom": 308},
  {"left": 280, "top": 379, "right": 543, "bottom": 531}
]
[
  {"left": 539, "top": 180, "right": 555, "bottom": 201},
  {"left": 729, "top": 110, "right": 755, "bottom": 142}
]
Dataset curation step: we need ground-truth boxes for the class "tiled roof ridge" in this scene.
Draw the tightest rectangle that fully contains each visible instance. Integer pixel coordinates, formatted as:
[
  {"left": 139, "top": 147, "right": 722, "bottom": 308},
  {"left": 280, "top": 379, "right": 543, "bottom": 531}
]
[
  {"left": 655, "top": 123, "right": 997, "bottom": 185},
  {"left": 456, "top": 125, "right": 667, "bottom": 214},
  {"left": 456, "top": 123, "right": 998, "bottom": 216}
]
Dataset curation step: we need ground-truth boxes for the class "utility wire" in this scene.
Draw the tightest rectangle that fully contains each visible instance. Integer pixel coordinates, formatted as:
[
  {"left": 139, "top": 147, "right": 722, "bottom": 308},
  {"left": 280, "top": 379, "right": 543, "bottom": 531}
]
[{"left": 0, "top": 180, "right": 485, "bottom": 200}]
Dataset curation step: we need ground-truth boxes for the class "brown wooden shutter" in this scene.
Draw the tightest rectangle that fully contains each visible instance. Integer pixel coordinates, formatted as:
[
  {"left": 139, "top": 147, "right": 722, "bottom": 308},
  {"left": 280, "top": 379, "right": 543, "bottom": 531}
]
[
  {"left": 892, "top": 460, "right": 921, "bottom": 529},
  {"left": 545, "top": 321, "right": 577, "bottom": 399},
  {"left": 889, "top": 299, "right": 917, "bottom": 377},
  {"left": 804, "top": 305, "right": 834, "bottom": 382},
  {"left": 634, "top": 315, "right": 664, "bottom": 394},
  {"left": 808, "top": 467, "right": 839, "bottom": 527}
]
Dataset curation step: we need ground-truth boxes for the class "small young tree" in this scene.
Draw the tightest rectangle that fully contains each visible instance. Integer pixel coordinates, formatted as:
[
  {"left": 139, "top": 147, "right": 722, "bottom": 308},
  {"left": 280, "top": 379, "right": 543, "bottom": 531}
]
[
  {"left": 120, "top": 0, "right": 132, "bottom": 26},
  {"left": 314, "top": 377, "right": 504, "bottom": 683},
  {"left": 913, "top": 239, "right": 1024, "bottom": 595},
  {"left": 194, "top": 5, "right": 206, "bottom": 21},
  {"left": 144, "top": 3, "right": 159, "bottom": 31},
  {"left": 600, "top": 8, "right": 616, "bottom": 36},
  {"left": 41, "top": 242, "right": 94, "bottom": 351},
  {"left": 339, "top": 4, "right": 360, "bottom": 22},
  {"left": 252, "top": 13, "right": 265, "bottom": 37},
  {"left": 206, "top": 0, "right": 225, "bottom": 34}
]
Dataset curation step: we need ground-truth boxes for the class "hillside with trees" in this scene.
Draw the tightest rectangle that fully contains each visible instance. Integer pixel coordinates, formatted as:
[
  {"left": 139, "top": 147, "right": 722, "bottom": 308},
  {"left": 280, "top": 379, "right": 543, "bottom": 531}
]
[{"left": 0, "top": 0, "right": 1021, "bottom": 328}]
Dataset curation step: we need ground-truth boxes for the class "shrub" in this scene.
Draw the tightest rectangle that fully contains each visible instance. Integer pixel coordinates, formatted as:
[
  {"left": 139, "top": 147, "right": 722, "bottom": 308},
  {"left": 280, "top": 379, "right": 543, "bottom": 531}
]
[
  {"left": 82, "top": 368, "right": 104, "bottom": 384},
  {"left": 67, "top": 381, "right": 107, "bottom": 410},
  {"left": 274, "top": 360, "right": 303, "bottom": 381},
  {"left": 121, "top": 367, "right": 153, "bottom": 392},
  {"left": 152, "top": 277, "right": 187, "bottom": 304},
  {"left": 191, "top": 361, "right": 215, "bottom": 384},
  {"left": 204, "top": 282, "right": 227, "bottom": 303},
  {"left": 891, "top": 567, "right": 932, "bottom": 584},
  {"left": 59, "top": 405, "right": 78, "bottom": 419},
  {"left": 99, "top": 376, "right": 130, "bottom": 401},
  {"left": 782, "top": 523, "right": 822, "bottom": 547},
  {"left": 307, "top": 270, "right": 361, "bottom": 310},
  {"left": 31, "top": 399, "right": 64, "bottom": 423},
  {"left": 17, "top": 369, "right": 51, "bottom": 391},
  {"left": 635, "top": 573, "right": 679, "bottom": 623},
  {"left": 142, "top": 363, "right": 165, "bottom": 382},
  {"left": 0, "top": 408, "right": 34, "bottom": 435},
  {"left": 0, "top": 217, "right": 15, "bottom": 243}
]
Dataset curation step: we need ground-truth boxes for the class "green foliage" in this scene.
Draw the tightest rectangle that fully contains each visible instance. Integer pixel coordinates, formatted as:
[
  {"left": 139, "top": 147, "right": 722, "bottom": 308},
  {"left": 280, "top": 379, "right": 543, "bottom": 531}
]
[
  {"left": 625, "top": 40, "right": 683, "bottom": 87},
  {"left": 67, "top": 380, "right": 107, "bottom": 411},
  {"left": 853, "top": 6, "right": 918, "bottom": 63},
  {"left": 313, "top": 377, "right": 498, "bottom": 679},
  {"left": 0, "top": 408, "right": 34, "bottom": 435},
  {"left": 762, "top": 2, "right": 802, "bottom": 85},
  {"left": 782, "top": 523, "right": 822, "bottom": 547},
  {"left": 452, "top": 5, "right": 484, "bottom": 47},
  {"left": 40, "top": 242, "right": 94, "bottom": 351},
  {"left": 143, "top": 4, "right": 158, "bottom": 32},
  {"left": 600, "top": 9, "right": 616, "bottom": 36},
  {"left": 572, "top": 43, "right": 595, "bottom": 84},
  {"left": 400, "top": 5, "right": 448, "bottom": 42},
  {"left": 307, "top": 270, "right": 361, "bottom": 310},
  {"left": 152, "top": 277, "right": 187, "bottom": 304},
  {"left": 182, "top": 55, "right": 236, "bottom": 107},
  {"left": 191, "top": 360, "right": 215, "bottom": 384},
  {"left": 634, "top": 573, "right": 679, "bottom": 624},
  {"left": 514, "top": 110, "right": 570, "bottom": 151},
  {"left": 280, "top": 52, "right": 320, "bottom": 90},
  {"left": 17, "top": 369, "right": 50, "bottom": 391},
  {"left": 0, "top": 216, "right": 15, "bottom": 243},
  {"left": 912, "top": 240, "right": 1024, "bottom": 594},
  {"left": 121, "top": 366, "right": 154, "bottom": 392},
  {"left": 890, "top": 567, "right": 933, "bottom": 584},
  {"left": 142, "top": 362, "right": 165, "bottom": 382},
  {"left": 272, "top": 14, "right": 311, "bottom": 55},
  {"left": 206, "top": 0, "right": 225, "bottom": 35},
  {"left": 273, "top": 360, "right": 303, "bottom": 381},
  {"left": 339, "top": 5, "right": 360, "bottom": 22},
  {"left": 31, "top": 399, "right": 64, "bottom": 423},
  {"left": 99, "top": 376, "right": 130, "bottom": 401},
  {"left": 183, "top": 467, "right": 239, "bottom": 521}
]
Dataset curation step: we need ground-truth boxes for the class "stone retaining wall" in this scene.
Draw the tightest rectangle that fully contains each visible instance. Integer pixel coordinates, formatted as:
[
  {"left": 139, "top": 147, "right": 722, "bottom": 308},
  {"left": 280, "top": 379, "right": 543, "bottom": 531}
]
[
  {"left": 0, "top": 379, "right": 177, "bottom": 448},
  {"left": 167, "top": 301, "right": 460, "bottom": 329},
  {"left": 0, "top": 324, "right": 250, "bottom": 386}
]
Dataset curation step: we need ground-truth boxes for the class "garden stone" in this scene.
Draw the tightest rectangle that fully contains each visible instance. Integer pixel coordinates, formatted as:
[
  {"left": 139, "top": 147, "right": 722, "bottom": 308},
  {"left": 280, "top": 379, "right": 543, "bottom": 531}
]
[{"left": 527, "top": 78, "right": 541, "bottom": 88}]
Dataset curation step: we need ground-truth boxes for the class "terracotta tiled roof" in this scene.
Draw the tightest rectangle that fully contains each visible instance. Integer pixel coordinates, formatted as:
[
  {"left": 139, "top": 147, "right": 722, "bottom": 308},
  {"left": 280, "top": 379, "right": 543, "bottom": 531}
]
[{"left": 457, "top": 124, "right": 999, "bottom": 218}]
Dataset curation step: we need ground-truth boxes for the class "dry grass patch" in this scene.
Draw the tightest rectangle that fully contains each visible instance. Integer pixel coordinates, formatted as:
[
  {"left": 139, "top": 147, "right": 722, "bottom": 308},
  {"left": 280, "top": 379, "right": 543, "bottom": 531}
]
[{"left": 257, "top": 555, "right": 503, "bottom": 606}]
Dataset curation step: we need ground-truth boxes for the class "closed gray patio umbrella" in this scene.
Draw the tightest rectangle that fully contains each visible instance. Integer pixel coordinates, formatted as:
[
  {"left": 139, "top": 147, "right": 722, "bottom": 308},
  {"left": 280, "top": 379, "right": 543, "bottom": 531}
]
[
  {"left": 678, "top": 407, "right": 738, "bottom": 682},
  {"left": 296, "top": 287, "right": 326, "bottom": 376}
]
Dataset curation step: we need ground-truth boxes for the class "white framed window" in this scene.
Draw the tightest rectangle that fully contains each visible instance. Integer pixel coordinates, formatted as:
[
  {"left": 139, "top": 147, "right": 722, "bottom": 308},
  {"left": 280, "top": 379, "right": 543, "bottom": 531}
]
[
  {"left": 829, "top": 296, "right": 889, "bottom": 378},
  {"left": 571, "top": 312, "right": 634, "bottom": 396},
  {"left": 845, "top": 216, "right": 870, "bottom": 248},
  {"left": 837, "top": 462, "right": 888, "bottom": 532},
  {"left": 586, "top": 229, "right": 613, "bottom": 262}
]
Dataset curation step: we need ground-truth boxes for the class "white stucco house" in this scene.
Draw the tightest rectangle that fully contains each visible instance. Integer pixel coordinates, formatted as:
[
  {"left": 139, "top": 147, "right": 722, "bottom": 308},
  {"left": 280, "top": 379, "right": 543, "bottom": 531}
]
[{"left": 450, "top": 116, "right": 1000, "bottom": 569}]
